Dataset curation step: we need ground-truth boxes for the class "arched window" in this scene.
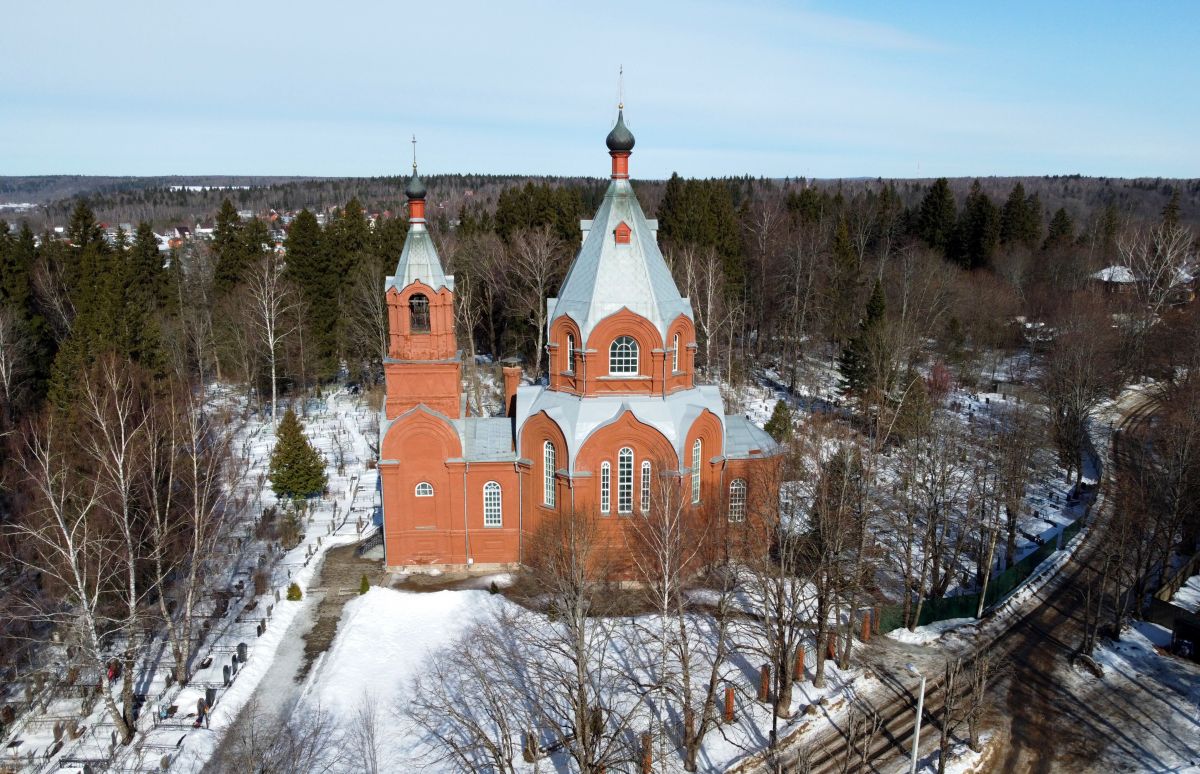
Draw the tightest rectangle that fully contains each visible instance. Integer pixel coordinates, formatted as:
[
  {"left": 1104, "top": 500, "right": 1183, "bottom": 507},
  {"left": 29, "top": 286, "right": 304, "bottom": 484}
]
[
  {"left": 409, "top": 293, "right": 430, "bottom": 333},
  {"left": 415, "top": 482, "right": 434, "bottom": 497},
  {"left": 617, "top": 447, "right": 634, "bottom": 514},
  {"left": 543, "top": 441, "right": 556, "bottom": 507},
  {"left": 566, "top": 333, "right": 576, "bottom": 373},
  {"left": 609, "top": 335, "right": 639, "bottom": 375},
  {"left": 672, "top": 333, "right": 680, "bottom": 373},
  {"left": 600, "top": 462, "right": 611, "bottom": 514},
  {"left": 640, "top": 460, "right": 652, "bottom": 513},
  {"left": 483, "top": 481, "right": 502, "bottom": 527},
  {"left": 728, "top": 479, "right": 747, "bottom": 522},
  {"left": 691, "top": 439, "right": 702, "bottom": 504}
]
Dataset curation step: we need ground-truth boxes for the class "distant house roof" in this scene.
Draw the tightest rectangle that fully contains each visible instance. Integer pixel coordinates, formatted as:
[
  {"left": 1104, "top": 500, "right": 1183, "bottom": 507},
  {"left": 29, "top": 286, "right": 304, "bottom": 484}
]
[{"left": 1093, "top": 265, "right": 1136, "bottom": 283}]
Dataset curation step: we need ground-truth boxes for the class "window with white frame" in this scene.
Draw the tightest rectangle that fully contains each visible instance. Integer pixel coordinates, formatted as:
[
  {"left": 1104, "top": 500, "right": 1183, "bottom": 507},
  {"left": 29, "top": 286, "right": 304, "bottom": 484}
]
[
  {"left": 566, "top": 333, "right": 576, "bottom": 373},
  {"left": 600, "top": 462, "right": 611, "bottom": 514},
  {"left": 691, "top": 439, "right": 702, "bottom": 503},
  {"left": 543, "top": 441, "right": 556, "bottom": 507},
  {"left": 415, "top": 482, "right": 434, "bottom": 497},
  {"left": 609, "top": 335, "right": 639, "bottom": 375},
  {"left": 617, "top": 447, "right": 633, "bottom": 514},
  {"left": 640, "top": 460, "right": 651, "bottom": 513},
  {"left": 483, "top": 481, "right": 502, "bottom": 527},
  {"left": 672, "top": 333, "right": 680, "bottom": 372},
  {"left": 728, "top": 479, "right": 747, "bottom": 522}
]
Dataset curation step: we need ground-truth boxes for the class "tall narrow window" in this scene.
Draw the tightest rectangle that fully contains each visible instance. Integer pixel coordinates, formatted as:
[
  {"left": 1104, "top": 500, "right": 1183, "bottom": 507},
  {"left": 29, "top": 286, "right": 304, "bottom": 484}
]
[
  {"left": 543, "top": 441, "right": 556, "bottom": 507},
  {"left": 617, "top": 447, "right": 633, "bottom": 514},
  {"left": 640, "top": 460, "right": 652, "bottom": 513},
  {"left": 409, "top": 293, "right": 430, "bottom": 333},
  {"left": 672, "top": 333, "right": 680, "bottom": 373},
  {"left": 566, "top": 333, "right": 576, "bottom": 373},
  {"left": 609, "top": 336, "right": 639, "bottom": 375},
  {"left": 728, "top": 479, "right": 747, "bottom": 522},
  {"left": 483, "top": 481, "right": 502, "bottom": 527},
  {"left": 600, "top": 462, "right": 611, "bottom": 514},
  {"left": 691, "top": 439, "right": 702, "bottom": 503}
]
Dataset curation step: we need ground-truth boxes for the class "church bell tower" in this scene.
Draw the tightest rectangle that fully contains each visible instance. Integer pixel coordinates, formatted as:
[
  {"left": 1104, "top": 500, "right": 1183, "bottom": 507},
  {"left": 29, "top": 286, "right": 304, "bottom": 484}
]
[{"left": 383, "top": 155, "right": 462, "bottom": 419}]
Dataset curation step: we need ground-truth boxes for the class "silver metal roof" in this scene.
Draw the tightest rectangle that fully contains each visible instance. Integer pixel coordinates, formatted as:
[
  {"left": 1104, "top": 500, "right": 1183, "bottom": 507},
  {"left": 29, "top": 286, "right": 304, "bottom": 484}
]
[
  {"left": 379, "top": 406, "right": 515, "bottom": 464},
  {"left": 387, "top": 223, "right": 454, "bottom": 292},
  {"left": 454, "top": 416, "right": 516, "bottom": 462},
  {"left": 724, "top": 415, "right": 778, "bottom": 460},
  {"left": 548, "top": 178, "right": 692, "bottom": 345},
  {"left": 515, "top": 383, "right": 727, "bottom": 473}
]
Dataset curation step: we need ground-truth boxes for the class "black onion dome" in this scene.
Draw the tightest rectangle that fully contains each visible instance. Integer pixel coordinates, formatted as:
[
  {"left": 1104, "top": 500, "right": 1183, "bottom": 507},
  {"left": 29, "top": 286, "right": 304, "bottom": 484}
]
[
  {"left": 405, "top": 168, "right": 426, "bottom": 200},
  {"left": 605, "top": 109, "right": 635, "bottom": 152}
]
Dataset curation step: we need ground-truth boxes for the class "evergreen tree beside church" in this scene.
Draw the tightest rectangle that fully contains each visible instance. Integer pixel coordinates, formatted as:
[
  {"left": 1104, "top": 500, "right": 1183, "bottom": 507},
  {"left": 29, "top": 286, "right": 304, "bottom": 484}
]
[
  {"left": 268, "top": 408, "right": 328, "bottom": 501},
  {"left": 838, "top": 278, "right": 887, "bottom": 400}
]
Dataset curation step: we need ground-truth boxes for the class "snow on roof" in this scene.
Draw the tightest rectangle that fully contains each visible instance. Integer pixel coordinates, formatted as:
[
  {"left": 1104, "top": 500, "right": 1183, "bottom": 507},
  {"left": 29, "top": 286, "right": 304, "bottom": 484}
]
[
  {"left": 548, "top": 178, "right": 692, "bottom": 345},
  {"left": 1092, "top": 265, "right": 1137, "bottom": 283}
]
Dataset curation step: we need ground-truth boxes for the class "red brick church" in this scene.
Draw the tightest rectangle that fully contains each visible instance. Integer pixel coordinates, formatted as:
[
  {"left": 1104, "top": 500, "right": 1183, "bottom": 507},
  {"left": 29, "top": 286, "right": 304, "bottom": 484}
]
[{"left": 379, "top": 108, "right": 780, "bottom": 571}]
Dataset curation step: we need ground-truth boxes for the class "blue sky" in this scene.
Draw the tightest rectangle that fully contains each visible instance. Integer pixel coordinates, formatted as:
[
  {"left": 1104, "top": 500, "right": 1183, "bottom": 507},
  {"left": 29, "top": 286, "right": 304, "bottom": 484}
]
[{"left": 2, "top": 1, "right": 1196, "bottom": 179}]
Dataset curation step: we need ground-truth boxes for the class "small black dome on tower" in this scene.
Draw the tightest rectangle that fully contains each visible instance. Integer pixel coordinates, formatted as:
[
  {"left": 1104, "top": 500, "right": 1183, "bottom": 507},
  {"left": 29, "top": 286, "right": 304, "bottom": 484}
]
[
  {"left": 405, "top": 167, "right": 426, "bottom": 200},
  {"left": 606, "top": 109, "right": 635, "bottom": 152}
]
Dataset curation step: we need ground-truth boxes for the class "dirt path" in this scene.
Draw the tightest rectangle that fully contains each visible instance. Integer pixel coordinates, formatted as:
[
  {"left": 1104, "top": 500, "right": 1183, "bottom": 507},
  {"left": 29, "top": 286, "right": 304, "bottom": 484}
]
[
  {"left": 203, "top": 541, "right": 379, "bottom": 770},
  {"left": 300, "top": 543, "right": 382, "bottom": 676}
]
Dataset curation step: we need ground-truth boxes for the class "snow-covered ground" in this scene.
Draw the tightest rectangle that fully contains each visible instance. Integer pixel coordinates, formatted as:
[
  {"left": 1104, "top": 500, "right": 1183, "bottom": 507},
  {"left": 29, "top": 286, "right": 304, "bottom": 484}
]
[
  {"left": 1, "top": 386, "right": 380, "bottom": 773},
  {"left": 1063, "top": 622, "right": 1200, "bottom": 772},
  {"left": 298, "top": 584, "right": 866, "bottom": 773}
]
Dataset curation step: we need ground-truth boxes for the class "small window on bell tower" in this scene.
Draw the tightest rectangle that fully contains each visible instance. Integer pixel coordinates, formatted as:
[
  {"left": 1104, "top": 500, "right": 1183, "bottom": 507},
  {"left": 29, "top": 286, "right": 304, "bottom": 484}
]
[
  {"left": 614, "top": 221, "right": 631, "bottom": 245},
  {"left": 409, "top": 293, "right": 430, "bottom": 333}
]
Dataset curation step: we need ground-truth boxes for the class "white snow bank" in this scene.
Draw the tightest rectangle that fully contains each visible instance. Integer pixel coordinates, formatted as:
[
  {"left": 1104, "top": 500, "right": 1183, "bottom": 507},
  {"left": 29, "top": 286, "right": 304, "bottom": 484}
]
[
  {"left": 886, "top": 617, "right": 978, "bottom": 646},
  {"left": 299, "top": 587, "right": 505, "bottom": 720}
]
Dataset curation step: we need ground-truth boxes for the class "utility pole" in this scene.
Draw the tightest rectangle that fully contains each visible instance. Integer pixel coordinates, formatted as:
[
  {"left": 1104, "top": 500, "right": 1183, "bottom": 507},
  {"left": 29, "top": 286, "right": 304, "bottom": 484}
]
[{"left": 907, "top": 663, "right": 926, "bottom": 774}]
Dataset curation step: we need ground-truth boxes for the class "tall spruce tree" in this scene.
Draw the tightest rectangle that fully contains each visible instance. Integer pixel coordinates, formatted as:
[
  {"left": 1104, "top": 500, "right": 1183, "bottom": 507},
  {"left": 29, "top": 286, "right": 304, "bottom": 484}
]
[
  {"left": 1043, "top": 207, "right": 1075, "bottom": 252},
  {"left": 211, "top": 199, "right": 245, "bottom": 296},
  {"left": 915, "top": 177, "right": 957, "bottom": 255},
  {"left": 954, "top": 180, "right": 1000, "bottom": 269},
  {"left": 1162, "top": 189, "right": 1181, "bottom": 230},
  {"left": 826, "top": 217, "right": 861, "bottom": 346},
  {"left": 656, "top": 175, "right": 745, "bottom": 293},
  {"left": 838, "top": 278, "right": 886, "bottom": 398},
  {"left": 268, "top": 408, "right": 328, "bottom": 500},
  {"left": 285, "top": 208, "right": 336, "bottom": 378},
  {"left": 999, "top": 182, "right": 1040, "bottom": 248}
]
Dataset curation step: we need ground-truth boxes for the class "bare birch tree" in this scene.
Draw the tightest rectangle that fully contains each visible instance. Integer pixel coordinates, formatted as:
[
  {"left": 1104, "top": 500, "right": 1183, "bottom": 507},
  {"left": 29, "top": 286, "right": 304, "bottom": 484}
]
[
  {"left": 506, "top": 226, "right": 564, "bottom": 380},
  {"left": 245, "top": 254, "right": 301, "bottom": 424},
  {"left": 5, "top": 417, "right": 135, "bottom": 743}
]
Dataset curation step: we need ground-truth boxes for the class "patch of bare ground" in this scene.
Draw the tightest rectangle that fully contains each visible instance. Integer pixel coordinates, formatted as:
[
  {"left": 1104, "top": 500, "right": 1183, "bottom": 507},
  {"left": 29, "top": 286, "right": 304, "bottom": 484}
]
[{"left": 299, "top": 542, "right": 383, "bottom": 676}]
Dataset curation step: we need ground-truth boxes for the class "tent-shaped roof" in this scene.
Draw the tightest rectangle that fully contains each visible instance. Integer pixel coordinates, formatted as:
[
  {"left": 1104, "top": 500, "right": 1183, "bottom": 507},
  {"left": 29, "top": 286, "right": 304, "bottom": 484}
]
[
  {"left": 387, "top": 222, "right": 453, "bottom": 292},
  {"left": 548, "top": 178, "right": 692, "bottom": 344}
]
